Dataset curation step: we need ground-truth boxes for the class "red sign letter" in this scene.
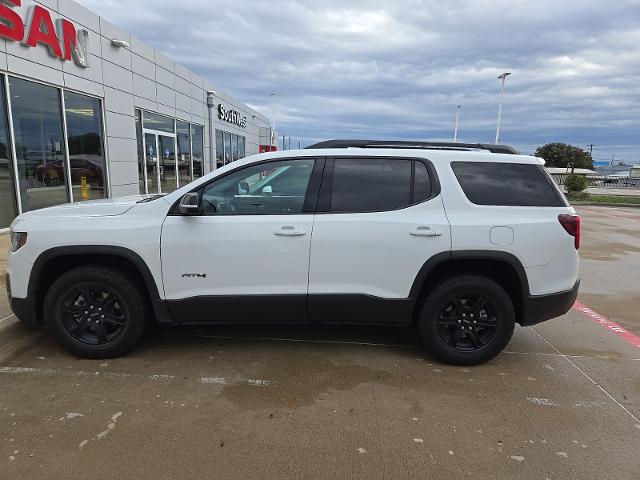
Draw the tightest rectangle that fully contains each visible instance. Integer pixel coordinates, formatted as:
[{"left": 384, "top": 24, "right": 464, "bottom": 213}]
[
  {"left": 0, "top": 0, "right": 24, "bottom": 42},
  {"left": 60, "top": 19, "right": 77, "bottom": 62},
  {"left": 25, "top": 6, "right": 62, "bottom": 58}
]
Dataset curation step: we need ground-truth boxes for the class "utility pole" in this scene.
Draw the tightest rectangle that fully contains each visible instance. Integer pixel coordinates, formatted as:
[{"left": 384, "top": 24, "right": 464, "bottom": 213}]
[
  {"left": 453, "top": 105, "right": 462, "bottom": 142},
  {"left": 495, "top": 72, "right": 511, "bottom": 144},
  {"left": 587, "top": 144, "right": 595, "bottom": 157}
]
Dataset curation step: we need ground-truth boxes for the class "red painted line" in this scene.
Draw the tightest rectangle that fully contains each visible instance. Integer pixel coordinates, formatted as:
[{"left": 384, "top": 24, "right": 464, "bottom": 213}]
[{"left": 572, "top": 301, "right": 640, "bottom": 349}]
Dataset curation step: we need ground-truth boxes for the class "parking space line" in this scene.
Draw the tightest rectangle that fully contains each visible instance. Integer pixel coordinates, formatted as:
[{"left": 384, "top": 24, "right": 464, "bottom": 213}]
[
  {"left": 0, "top": 313, "right": 15, "bottom": 324},
  {"left": 573, "top": 301, "right": 640, "bottom": 350},
  {"left": 0, "top": 366, "right": 275, "bottom": 388},
  {"left": 503, "top": 350, "right": 640, "bottom": 361},
  {"left": 530, "top": 327, "right": 640, "bottom": 424}
]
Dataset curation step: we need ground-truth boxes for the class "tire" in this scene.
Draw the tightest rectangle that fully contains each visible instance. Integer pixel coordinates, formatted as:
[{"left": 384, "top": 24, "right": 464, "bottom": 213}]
[
  {"left": 418, "top": 275, "right": 515, "bottom": 366},
  {"left": 43, "top": 265, "right": 149, "bottom": 358}
]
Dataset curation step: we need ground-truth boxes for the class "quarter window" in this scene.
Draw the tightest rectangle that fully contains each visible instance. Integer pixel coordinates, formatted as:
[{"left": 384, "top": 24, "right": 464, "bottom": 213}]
[
  {"left": 451, "top": 162, "right": 567, "bottom": 207},
  {"left": 330, "top": 158, "right": 415, "bottom": 213},
  {"left": 200, "top": 159, "right": 315, "bottom": 215}
]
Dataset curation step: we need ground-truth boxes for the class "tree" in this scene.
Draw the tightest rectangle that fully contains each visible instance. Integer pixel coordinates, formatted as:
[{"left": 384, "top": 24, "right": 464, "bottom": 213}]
[{"left": 534, "top": 143, "right": 593, "bottom": 170}]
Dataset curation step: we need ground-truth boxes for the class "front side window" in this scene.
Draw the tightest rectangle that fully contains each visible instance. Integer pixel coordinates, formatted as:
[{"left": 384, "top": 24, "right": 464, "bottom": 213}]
[
  {"left": 330, "top": 158, "right": 413, "bottom": 213},
  {"left": 200, "top": 159, "right": 315, "bottom": 215},
  {"left": 451, "top": 162, "right": 567, "bottom": 207},
  {"left": 64, "top": 91, "right": 107, "bottom": 201}
]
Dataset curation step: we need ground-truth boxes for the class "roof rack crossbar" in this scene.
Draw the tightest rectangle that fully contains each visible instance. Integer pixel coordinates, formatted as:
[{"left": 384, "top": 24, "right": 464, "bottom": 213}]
[{"left": 305, "top": 140, "right": 519, "bottom": 155}]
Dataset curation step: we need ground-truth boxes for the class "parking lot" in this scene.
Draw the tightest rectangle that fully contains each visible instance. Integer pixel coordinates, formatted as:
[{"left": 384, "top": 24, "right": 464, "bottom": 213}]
[{"left": 0, "top": 206, "right": 638, "bottom": 479}]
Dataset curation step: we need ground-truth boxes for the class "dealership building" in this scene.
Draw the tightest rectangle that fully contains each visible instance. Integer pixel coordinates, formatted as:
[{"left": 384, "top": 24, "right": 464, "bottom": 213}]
[{"left": 0, "top": 0, "right": 275, "bottom": 230}]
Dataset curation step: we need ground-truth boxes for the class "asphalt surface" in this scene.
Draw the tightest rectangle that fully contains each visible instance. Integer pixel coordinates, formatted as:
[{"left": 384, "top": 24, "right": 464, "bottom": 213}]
[{"left": 0, "top": 206, "right": 639, "bottom": 479}]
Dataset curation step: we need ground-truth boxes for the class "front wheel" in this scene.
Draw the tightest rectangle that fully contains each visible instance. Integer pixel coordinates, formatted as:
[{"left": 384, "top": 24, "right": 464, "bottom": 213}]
[
  {"left": 44, "top": 266, "right": 149, "bottom": 358},
  {"left": 418, "top": 275, "right": 515, "bottom": 365}
]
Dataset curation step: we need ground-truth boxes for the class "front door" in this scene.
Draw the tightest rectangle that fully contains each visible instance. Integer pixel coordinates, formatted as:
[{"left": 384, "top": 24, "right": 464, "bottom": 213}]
[
  {"left": 143, "top": 133, "right": 159, "bottom": 194},
  {"left": 143, "top": 133, "right": 178, "bottom": 194},
  {"left": 161, "top": 158, "right": 320, "bottom": 324},
  {"left": 158, "top": 135, "right": 177, "bottom": 193}
]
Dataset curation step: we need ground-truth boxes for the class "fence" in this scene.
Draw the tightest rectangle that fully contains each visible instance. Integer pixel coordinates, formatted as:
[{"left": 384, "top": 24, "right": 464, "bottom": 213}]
[{"left": 549, "top": 174, "right": 640, "bottom": 189}]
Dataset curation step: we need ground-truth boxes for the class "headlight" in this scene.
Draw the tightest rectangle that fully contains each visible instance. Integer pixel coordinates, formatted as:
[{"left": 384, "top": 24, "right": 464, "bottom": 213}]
[{"left": 10, "top": 231, "right": 27, "bottom": 252}]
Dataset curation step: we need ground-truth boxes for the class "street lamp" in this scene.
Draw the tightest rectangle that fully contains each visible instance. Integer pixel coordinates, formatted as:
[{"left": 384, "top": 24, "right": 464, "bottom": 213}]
[
  {"left": 270, "top": 93, "right": 276, "bottom": 147},
  {"left": 495, "top": 72, "right": 511, "bottom": 144},
  {"left": 453, "top": 105, "right": 462, "bottom": 142}
]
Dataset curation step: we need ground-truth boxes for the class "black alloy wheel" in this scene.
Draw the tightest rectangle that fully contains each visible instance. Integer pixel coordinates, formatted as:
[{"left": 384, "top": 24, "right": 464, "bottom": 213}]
[
  {"left": 44, "top": 265, "right": 149, "bottom": 358},
  {"left": 418, "top": 275, "right": 515, "bottom": 365},
  {"left": 60, "top": 284, "right": 127, "bottom": 345},
  {"left": 436, "top": 294, "right": 499, "bottom": 352}
]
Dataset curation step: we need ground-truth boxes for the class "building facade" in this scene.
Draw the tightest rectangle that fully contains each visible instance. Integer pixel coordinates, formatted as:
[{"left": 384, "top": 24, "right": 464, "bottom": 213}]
[{"left": 0, "top": 0, "right": 274, "bottom": 230}]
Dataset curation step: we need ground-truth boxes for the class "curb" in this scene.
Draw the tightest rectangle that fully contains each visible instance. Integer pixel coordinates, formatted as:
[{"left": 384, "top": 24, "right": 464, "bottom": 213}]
[{"left": 570, "top": 202, "right": 640, "bottom": 209}]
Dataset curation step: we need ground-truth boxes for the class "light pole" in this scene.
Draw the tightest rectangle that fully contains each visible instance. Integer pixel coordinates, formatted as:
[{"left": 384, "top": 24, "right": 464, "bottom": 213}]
[
  {"left": 453, "top": 105, "right": 462, "bottom": 142},
  {"left": 495, "top": 72, "right": 511, "bottom": 144},
  {"left": 270, "top": 93, "right": 276, "bottom": 148}
]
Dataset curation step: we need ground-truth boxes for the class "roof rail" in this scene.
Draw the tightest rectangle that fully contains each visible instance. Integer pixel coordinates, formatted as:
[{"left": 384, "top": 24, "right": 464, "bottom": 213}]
[{"left": 305, "top": 140, "right": 520, "bottom": 155}]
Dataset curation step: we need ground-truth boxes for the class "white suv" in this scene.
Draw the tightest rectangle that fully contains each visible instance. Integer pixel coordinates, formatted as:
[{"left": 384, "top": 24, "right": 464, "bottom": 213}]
[{"left": 6, "top": 141, "right": 580, "bottom": 365}]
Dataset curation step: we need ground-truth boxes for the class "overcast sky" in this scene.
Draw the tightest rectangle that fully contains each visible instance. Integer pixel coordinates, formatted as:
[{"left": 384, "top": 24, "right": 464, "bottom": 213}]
[{"left": 81, "top": 0, "right": 640, "bottom": 163}]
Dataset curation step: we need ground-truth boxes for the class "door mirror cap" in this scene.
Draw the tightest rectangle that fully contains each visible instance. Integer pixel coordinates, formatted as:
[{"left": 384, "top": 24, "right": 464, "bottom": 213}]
[{"left": 178, "top": 192, "right": 200, "bottom": 215}]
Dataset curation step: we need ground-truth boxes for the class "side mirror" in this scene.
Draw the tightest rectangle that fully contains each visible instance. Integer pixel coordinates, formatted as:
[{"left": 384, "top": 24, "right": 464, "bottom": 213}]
[
  {"left": 263, "top": 185, "right": 273, "bottom": 196},
  {"left": 178, "top": 192, "right": 200, "bottom": 215},
  {"left": 238, "top": 181, "right": 250, "bottom": 195}
]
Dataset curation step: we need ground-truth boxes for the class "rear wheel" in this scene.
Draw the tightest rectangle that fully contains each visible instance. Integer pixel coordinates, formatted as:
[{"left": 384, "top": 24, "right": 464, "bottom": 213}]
[
  {"left": 44, "top": 266, "right": 149, "bottom": 358},
  {"left": 418, "top": 275, "right": 515, "bottom": 365}
]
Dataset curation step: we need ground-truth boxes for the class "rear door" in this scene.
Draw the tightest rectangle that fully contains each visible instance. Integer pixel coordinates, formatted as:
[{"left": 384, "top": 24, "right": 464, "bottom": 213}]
[{"left": 307, "top": 156, "right": 451, "bottom": 324}]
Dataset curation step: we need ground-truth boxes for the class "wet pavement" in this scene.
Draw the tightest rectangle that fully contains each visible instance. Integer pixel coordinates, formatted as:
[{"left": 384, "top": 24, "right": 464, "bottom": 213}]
[{"left": 0, "top": 206, "right": 638, "bottom": 479}]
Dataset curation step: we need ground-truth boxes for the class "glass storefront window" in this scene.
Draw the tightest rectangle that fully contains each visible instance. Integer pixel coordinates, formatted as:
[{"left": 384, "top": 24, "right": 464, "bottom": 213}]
[
  {"left": 143, "top": 111, "right": 174, "bottom": 133},
  {"left": 223, "top": 131, "right": 231, "bottom": 165},
  {"left": 215, "top": 129, "right": 224, "bottom": 169},
  {"left": 135, "top": 109, "right": 145, "bottom": 193},
  {"left": 9, "top": 77, "right": 68, "bottom": 213},
  {"left": 192, "top": 125, "right": 204, "bottom": 178},
  {"left": 158, "top": 135, "right": 176, "bottom": 193},
  {"left": 176, "top": 121, "right": 190, "bottom": 187},
  {"left": 231, "top": 134, "right": 239, "bottom": 162},
  {"left": 238, "top": 136, "right": 245, "bottom": 159},
  {"left": 64, "top": 91, "right": 107, "bottom": 201},
  {"left": 0, "top": 77, "right": 17, "bottom": 228}
]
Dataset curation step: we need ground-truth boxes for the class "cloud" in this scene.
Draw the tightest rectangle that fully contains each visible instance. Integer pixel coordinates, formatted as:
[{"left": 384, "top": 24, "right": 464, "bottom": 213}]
[{"left": 80, "top": 0, "right": 640, "bottom": 161}]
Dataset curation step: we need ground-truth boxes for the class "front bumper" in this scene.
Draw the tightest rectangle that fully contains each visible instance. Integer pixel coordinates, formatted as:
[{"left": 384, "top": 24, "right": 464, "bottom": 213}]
[
  {"left": 6, "top": 274, "right": 39, "bottom": 329},
  {"left": 519, "top": 280, "right": 580, "bottom": 326}
]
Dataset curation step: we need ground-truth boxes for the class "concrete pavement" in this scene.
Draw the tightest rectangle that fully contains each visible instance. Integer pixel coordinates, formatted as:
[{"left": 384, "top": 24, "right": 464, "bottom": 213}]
[{"left": 0, "top": 207, "right": 638, "bottom": 479}]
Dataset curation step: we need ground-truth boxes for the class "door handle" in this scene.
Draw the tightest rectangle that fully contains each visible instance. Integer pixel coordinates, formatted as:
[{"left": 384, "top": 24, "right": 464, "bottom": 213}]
[
  {"left": 410, "top": 226, "right": 442, "bottom": 237},
  {"left": 274, "top": 226, "right": 306, "bottom": 237}
]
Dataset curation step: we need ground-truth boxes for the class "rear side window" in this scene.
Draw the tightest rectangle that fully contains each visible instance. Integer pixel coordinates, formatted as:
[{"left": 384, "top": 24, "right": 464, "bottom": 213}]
[
  {"left": 330, "top": 158, "right": 423, "bottom": 213},
  {"left": 451, "top": 162, "right": 567, "bottom": 207}
]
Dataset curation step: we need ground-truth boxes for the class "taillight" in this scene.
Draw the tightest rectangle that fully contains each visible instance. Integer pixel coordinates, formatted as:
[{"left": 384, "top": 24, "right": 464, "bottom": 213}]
[{"left": 558, "top": 214, "right": 581, "bottom": 249}]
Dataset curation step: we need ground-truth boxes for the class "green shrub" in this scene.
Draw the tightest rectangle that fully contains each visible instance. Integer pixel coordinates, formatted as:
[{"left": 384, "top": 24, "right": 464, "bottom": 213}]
[{"left": 564, "top": 174, "right": 588, "bottom": 193}]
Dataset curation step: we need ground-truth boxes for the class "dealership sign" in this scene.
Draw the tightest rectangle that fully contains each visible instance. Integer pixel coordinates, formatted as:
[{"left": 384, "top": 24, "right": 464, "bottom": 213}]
[
  {"left": 0, "top": 0, "right": 89, "bottom": 68},
  {"left": 218, "top": 104, "right": 247, "bottom": 128}
]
